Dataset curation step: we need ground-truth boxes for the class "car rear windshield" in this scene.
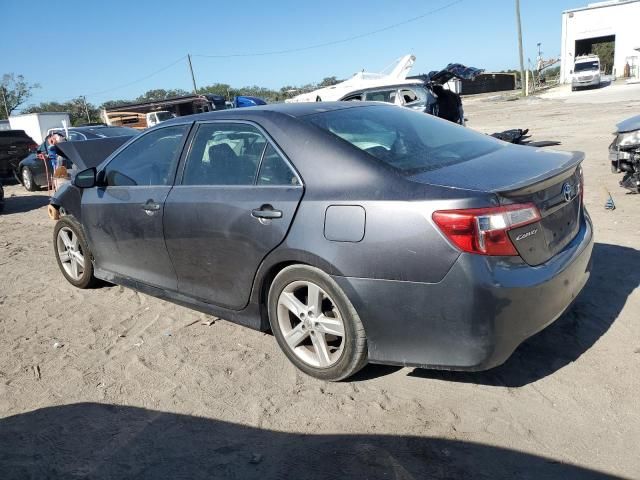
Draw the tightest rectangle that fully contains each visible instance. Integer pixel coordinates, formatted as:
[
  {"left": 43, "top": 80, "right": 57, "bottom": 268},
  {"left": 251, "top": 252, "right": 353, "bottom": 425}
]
[{"left": 304, "top": 105, "right": 501, "bottom": 174}]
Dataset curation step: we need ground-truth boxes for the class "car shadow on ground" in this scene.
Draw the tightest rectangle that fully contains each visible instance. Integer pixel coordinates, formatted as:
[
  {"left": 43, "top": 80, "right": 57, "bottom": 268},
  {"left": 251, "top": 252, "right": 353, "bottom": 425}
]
[
  {"left": 1, "top": 193, "right": 49, "bottom": 215},
  {"left": 0, "top": 402, "right": 618, "bottom": 479},
  {"left": 406, "top": 242, "right": 639, "bottom": 387}
]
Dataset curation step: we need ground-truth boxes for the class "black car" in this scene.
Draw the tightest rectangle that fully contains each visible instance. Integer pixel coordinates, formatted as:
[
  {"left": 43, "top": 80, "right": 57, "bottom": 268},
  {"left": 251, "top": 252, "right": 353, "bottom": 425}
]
[
  {"left": 0, "top": 179, "right": 4, "bottom": 213},
  {"left": 0, "top": 129, "right": 37, "bottom": 180},
  {"left": 18, "top": 125, "right": 138, "bottom": 191}
]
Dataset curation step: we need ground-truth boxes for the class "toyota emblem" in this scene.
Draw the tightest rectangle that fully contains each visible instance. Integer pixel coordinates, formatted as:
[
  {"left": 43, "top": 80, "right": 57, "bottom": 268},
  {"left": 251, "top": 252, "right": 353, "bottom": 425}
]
[{"left": 562, "top": 182, "right": 574, "bottom": 202}]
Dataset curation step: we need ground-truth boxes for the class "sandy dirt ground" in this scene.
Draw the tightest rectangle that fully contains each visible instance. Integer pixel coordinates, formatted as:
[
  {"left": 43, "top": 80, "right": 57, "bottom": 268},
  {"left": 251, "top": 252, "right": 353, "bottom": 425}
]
[{"left": 1, "top": 81, "right": 639, "bottom": 479}]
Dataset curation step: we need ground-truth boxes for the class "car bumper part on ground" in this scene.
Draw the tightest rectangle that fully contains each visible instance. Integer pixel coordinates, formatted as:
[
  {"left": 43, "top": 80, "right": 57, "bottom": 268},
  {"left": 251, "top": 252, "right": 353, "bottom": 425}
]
[{"left": 334, "top": 212, "right": 594, "bottom": 371}]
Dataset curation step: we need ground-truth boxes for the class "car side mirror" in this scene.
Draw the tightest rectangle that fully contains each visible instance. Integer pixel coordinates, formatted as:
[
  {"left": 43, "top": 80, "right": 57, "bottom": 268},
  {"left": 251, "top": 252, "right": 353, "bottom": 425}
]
[
  {"left": 570, "top": 70, "right": 573, "bottom": 74},
  {"left": 74, "top": 167, "right": 97, "bottom": 188}
]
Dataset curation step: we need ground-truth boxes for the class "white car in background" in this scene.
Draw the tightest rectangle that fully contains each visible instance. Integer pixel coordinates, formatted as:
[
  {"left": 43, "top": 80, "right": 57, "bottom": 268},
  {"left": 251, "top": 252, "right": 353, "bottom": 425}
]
[{"left": 571, "top": 55, "right": 601, "bottom": 91}]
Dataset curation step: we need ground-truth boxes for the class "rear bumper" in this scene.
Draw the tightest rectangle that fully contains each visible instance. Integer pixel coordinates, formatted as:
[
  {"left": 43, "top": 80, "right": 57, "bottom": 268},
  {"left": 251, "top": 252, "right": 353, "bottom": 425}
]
[{"left": 334, "top": 212, "right": 594, "bottom": 371}]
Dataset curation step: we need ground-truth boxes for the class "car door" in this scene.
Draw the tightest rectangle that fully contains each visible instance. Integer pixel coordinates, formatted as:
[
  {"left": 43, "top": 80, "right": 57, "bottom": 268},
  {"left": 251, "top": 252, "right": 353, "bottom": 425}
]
[
  {"left": 163, "top": 121, "right": 303, "bottom": 310},
  {"left": 81, "top": 124, "right": 190, "bottom": 290}
]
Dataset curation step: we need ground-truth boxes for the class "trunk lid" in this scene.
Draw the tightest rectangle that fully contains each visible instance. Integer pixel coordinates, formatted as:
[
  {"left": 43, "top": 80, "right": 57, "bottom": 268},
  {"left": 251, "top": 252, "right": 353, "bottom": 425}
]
[
  {"left": 411, "top": 145, "right": 584, "bottom": 265},
  {"left": 55, "top": 136, "right": 133, "bottom": 170}
]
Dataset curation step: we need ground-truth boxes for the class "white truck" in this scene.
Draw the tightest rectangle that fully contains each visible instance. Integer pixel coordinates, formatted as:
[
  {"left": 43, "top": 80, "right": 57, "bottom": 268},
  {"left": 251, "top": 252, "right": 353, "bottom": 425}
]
[
  {"left": 571, "top": 55, "right": 601, "bottom": 91},
  {"left": 8, "top": 112, "right": 71, "bottom": 144}
]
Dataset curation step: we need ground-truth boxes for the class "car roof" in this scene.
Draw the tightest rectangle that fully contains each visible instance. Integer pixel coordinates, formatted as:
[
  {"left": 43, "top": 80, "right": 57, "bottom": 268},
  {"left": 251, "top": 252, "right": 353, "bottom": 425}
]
[{"left": 164, "top": 101, "right": 385, "bottom": 125}]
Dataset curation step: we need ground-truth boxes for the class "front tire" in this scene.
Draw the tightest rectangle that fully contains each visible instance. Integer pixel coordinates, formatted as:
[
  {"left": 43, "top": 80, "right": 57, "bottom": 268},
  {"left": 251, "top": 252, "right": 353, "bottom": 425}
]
[
  {"left": 53, "top": 216, "right": 97, "bottom": 289},
  {"left": 268, "top": 265, "right": 368, "bottom": 381},
  {"left": 22, "top": 167, "right": 36, "bottom": 191}
]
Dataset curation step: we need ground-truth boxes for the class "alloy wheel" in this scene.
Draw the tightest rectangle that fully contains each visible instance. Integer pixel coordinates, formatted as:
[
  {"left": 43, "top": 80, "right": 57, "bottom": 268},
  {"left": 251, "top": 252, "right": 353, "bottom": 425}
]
[
  {"left": 276, "top": 280, "right": 345, "bottom": 368},
  {"left": 56, "top": 227, "right": 85, "bottom": 281},
  {"left": 22, "top": 168, "right": 32, "bottom": 190}
]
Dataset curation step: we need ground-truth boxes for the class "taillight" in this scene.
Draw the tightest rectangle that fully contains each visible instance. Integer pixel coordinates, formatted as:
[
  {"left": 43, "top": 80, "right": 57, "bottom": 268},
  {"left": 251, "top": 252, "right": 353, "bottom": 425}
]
[
  {"left": 28, "top": 143, "right": 38, "bottom": 152},
  {"left": 432, "top": 203, "right": 541, "bottom": 256}
]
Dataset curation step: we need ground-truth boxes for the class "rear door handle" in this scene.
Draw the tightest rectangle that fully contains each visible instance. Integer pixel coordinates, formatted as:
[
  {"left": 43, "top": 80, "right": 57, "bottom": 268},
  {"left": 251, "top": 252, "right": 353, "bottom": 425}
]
[{"left": 252, "top": 205, "right": 282, "bottom": 219}]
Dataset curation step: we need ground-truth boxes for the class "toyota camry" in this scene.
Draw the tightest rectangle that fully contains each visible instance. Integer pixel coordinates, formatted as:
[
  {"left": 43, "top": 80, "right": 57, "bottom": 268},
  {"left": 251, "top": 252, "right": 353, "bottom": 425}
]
[{"left": 50, "top": 102, "right": 593, "bottom": 381}]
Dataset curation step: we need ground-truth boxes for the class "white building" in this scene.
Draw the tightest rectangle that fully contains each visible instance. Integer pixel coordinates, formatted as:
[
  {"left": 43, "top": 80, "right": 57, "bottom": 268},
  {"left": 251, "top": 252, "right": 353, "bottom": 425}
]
[{"left": 560, "top": 0, "right": 640, "bottom": 82}]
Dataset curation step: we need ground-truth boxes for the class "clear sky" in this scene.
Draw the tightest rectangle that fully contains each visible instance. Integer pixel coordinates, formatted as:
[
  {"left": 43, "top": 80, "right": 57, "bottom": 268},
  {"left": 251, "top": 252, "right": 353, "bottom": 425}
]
[{"left": 4, "top": 0, "right": 588, "bottom": 106}]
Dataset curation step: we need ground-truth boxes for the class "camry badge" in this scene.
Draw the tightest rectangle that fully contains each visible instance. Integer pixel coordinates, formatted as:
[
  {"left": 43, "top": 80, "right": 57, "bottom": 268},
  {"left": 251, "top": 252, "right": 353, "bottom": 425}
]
[{"left": 516, "top": 229, "right": 538, "bottom": 241}]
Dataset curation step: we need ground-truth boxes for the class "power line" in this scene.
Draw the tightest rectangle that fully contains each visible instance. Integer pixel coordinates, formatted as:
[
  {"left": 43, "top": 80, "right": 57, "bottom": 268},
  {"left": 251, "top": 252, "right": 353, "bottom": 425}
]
[
  {"left": 25, "top": 0, "right": 464, "bottom": 105},
  {"left": 85, "top": 55, "right": 187, "bottom": 99},
  {"left": 193, "top": 0, "right": 464, "bottom": 59}
]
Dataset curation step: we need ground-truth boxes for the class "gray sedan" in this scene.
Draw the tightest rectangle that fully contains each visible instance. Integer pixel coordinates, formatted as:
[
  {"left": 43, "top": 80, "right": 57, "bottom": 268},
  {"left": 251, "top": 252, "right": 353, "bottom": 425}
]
[{"left": 50, "top": 103, "right": 593, "bottom": 381}]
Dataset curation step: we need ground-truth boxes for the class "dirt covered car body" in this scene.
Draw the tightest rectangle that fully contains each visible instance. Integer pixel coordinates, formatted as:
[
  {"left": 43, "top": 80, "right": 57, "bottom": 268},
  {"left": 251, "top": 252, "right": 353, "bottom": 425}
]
[{"left": 51, "top": 103, "right": 593, "bottom": 380}]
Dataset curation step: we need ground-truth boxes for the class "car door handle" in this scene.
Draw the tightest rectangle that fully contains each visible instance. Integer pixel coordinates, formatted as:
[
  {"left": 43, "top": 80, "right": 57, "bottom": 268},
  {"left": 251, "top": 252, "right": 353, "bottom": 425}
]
[
  {"left": 142, "top": 201, "right": 161, "bottom": 212},
  {"left": 251, "top": 205, "right": 282, "bottom": 219}
]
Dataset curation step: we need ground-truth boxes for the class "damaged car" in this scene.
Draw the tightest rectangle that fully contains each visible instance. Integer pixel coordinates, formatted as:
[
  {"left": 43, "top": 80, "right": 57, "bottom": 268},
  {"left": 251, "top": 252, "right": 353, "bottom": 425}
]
[
  {"left": 50, "top": 103, "right": 593, "bottom": 381},
  {"left": 340, "top": 63, "right": 483, "bottom": 125},
  {"left": 610, "top": 114, "right": 640, "bottom": 193}
]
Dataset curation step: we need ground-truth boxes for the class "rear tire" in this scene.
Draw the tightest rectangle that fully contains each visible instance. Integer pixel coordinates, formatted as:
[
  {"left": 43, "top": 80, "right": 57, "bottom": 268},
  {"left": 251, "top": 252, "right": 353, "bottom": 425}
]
[
  {"left": 22, "top": 167, "right": 36, "bottom": 192},
  {"left": 268, "top": 265, "right": 368, "bottom": 381},
  {"left": 53, "top": 216, "right": 97, "bottom": 289}
]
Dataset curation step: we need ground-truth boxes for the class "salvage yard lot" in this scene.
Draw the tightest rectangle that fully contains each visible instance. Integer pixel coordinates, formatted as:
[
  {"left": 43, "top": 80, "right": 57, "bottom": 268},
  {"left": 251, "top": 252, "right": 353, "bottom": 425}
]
[{"left": 1, "top": 83, "right": 639, "bottom": 479}]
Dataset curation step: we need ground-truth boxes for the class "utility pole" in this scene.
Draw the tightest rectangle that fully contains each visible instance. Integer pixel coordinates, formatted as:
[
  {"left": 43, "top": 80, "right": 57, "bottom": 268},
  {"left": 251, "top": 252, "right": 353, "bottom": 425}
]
[
  {"left": 82, "top": 95, "right": 91, "bottom": 123},
  {"left": 515, "top": 0, "right": 526, "bottom": 96},
  {"left": 187, "top": 54, "right": 198, "bottom": 94}
]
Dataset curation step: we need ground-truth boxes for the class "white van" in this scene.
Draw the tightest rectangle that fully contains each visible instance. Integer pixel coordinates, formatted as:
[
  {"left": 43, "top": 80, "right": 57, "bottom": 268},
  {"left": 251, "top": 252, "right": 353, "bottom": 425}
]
[{"left": 571, "top": 55, "right": 601, "bottom": 90}]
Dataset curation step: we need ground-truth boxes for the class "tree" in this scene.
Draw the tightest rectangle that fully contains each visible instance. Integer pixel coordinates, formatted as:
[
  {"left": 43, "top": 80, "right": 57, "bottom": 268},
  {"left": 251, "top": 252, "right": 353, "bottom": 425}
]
[
  {"left": 22, "top": 97, "right": 101, "bottom": 126},
  {"left": 0, "top": 74, "right": 40, "bottom": 119},
  {"left": 100, "top": 99, "right": 133, "bottom": 110},
  {"left": 591, "top": 41, "right": 615, "bottom": 74},
  {"left": 198, "top": 83, "right": 236, "bottom": 99},
  {"left": 318, "top": 76, "right": 340, "bottom": 87},
  {"left": 135, "top": 88, "right": 190, "bottom": 102}
]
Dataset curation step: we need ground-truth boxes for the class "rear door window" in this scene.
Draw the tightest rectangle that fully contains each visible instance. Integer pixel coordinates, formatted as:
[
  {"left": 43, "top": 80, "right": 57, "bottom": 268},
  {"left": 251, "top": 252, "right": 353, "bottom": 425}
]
[{"left": 257, "top": 144, "right": 299, "bottom": 186}]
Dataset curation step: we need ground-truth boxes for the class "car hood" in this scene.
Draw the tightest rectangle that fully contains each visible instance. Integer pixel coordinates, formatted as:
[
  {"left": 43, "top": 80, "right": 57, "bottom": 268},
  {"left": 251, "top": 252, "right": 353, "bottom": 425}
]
[
  {"left": 616, "top": 114, "right": 640, "bottom": 133},
  {"left": 55, "top": 136, "right": 133, "bottom": 170},
  {"left": 408, "top": 144, "right": 583, "bottom": 193}
]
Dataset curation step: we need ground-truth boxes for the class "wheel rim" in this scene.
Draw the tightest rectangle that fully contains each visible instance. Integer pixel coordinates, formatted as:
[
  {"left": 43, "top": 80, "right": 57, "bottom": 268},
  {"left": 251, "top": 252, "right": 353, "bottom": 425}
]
[
  {"left": 56, "top": 227, "right": 85, "bottom": 281},
  {"left": 277, "top": 280, "right": 345, "bottom": 368},
  {"left": 22, "top": 168, "right": 32, "bottom": 189}
]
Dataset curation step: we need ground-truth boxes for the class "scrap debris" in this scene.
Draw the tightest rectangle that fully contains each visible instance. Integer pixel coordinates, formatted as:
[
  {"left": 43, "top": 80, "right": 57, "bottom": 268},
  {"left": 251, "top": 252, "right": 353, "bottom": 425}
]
[{"left": 604, "top": 189, "right": 616, "bottom": 210}]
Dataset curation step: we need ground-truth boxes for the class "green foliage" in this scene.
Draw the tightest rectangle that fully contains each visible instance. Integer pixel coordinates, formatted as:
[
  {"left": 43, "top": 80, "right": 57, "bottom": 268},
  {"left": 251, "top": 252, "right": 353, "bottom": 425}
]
[
  {"left": 16, "top": 75, "right": 348, "bottom": 122},
  {"left": 0, "top": 73, "right": 40, "bottom": 119},
  {"left": 540, "top": 66, "right": 560, "bottom": 80},
  {"left": 135, "top": 88, "right": 190, "bottom": 102},
  {"left": 591, "top": 41, "right": 615, "bottom": 74},
  {"left": 22, "top": 97, "right": 102, "bottom": 126}
]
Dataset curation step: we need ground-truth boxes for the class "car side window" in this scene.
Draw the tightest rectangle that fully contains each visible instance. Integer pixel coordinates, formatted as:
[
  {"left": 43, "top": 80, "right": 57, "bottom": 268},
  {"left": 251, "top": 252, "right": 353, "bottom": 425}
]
[
  {"left": 103, "top": 125, "right": 188, "bottom": 187},
  {"left": 342, "top": 93, "right": 363, "bottom": 101},
  {"left": 257, "top": 144, "right": 299, "bottom": 186},
  {"left": 182, "top": 123, "right": 266, "bottom": 185},
  {"left": 364, "top": 89, "right": 397, "bottom": 103}
]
